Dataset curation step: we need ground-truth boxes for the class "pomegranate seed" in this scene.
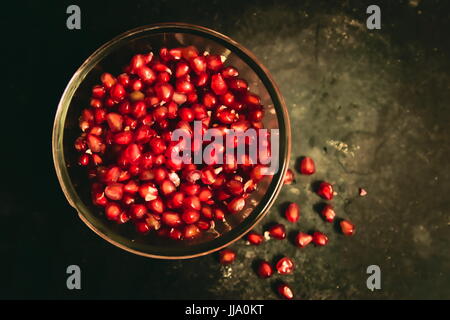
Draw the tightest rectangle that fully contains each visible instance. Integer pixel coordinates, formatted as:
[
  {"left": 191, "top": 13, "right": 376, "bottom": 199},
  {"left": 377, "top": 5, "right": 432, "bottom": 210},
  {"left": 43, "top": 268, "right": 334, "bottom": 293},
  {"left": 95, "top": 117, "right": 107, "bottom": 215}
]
[
  {"left": 124, "top": 180, "right": 139, "bottom": 194},
  {"left": 168, "top": 228, "right": 182, "bottom": 240},
  {"left": 146, "top": 214, "right": 161, "bottom": 230},
  {"left": 103, "top": 166, "right": 121, "bottom": 183},
  {"left": 100, "top": 72, "right": 116, "bottom": 88},
  {"left": 268, "top": 224, "right": 286, "bottom": 240},
  {"left": 197, "top": 219, "right": 212, "bottom": 230},
  {"left": 295, "top": 232, "right": 313, "bottom": 248},
  {"left": 139, "top": 183, "right": 158, "bottom": 201},
  {"left": 183, "top": 196, "right": 201, "bottom": 211},
  {"left": 276, "top": 257, "right": 295, "bottom": 274},
  {"left": 175, "top": 61, "right": 190, "bottom": 78},
  {"left": 213, "top": 207, "right": 225, "bottom": 221},
  {"left": 257, "top": 261, "right": 273, "bottom": 278},
  {"left": 92, "top": 85, "right": 106, "bottom": 98},
  {"left": 321, "top": 204, "right": 336, "bottom": 223},
  {"left": 359, "top": 188, "right": 367, "bottom": 196},
  {"left": 246, "top": 231, "right": 264, "bottom": 245},
  {"left": 340, "top": 220, "right": 356, "bottom": 236},
  {"left": 226, "top": 180, "right": 244, "bottom": 196},
  {"left": 277, "top": 283, "right": 294, "bottom": 300},
  {"left": 86, "top": 134, "right": 105, "bottom": 153},
  {"left": 161, "top": 212, "right": 182, "bottom": 228},
  {"left": 182, "top": 46, "right": 198, "bottom": 60},
  {"left": 110, "top": 83, "right": 126, "bottom": 101},
  {"left": 284, "top": 169, "right": 295, "bottom": 185},
  {"left": 183, "top": 224, "right": 200, "bottom": 239},
  {"left": 78, "top": 154, "right": 90, "bottom": 166},
  {"left": 206, "top": 54, "right": 223, "bottom": 71},
  {"left": 228, "top": 78, "right": 248, "bottom": 92},
  {"left": 219, "top": 249, "right": 236, "bottom": 265},
  {"left": 181, "top": 183, "right": 200, "bottom": 196},
  {"left": 147, "top": 197, "right": 165, "bottom": 214},
  {"left": 105, "top": 203, "right": 122, "bottom": 221},
  {"left": 130, "top": 54, "right": 146, "bottom": 70},
  {"left": 154, "top": 82, "right": 174, "bottom": 102},
  {"left": 149, "top": 137, "right": 167, "bottom": 155},
  {"left": 198, "top": 187, "right": 212, "bottom": 202},
  {"left": 202, "top": 92, "right": 217, "bottom": 108},
  {"left": 227, "top": 196, "right": 245, "bottom": 214},
  {"left": 129, "top": 204, "right": 147, "bottom": 219},
  {"left": 182, "top": 209, "right": 200, "bottom": 224},
  {"left": 178, "top": 107, "right": 194, "bottom": 122},
  {"left": 161, "top": 179, "right": 176, "bottom": 196},
  {"left": 285, "top": 203, "right": 300, "bottom": 223},
  {"left": 211, "top": 73, "right": 228, "bottom": 95},
  {"left": 105, "top": 183, "right": 124, "bottom": 200},
  {"left": 135, "top": 220, "right": 150, "bottom": 234},
  {"left": 221, "top": 66, "right": 239, "bottom": 78},
  {"left": 317, "top": 182, "right": 334, "bottom": 200},
  {"left": 312, "top": 232, "right": 329, "bottom": 246},
  {"left": 136, "top": 66, "right": 156, "bottom": 84},
  {"left": 168, "top": 192, "right": 184, "bottom": 209},
  {"left": 190, "top": 56, "right": 207, "bottom": 74},
  {"left": 299, "top": 157, "right": 315, "bottom": 175}
]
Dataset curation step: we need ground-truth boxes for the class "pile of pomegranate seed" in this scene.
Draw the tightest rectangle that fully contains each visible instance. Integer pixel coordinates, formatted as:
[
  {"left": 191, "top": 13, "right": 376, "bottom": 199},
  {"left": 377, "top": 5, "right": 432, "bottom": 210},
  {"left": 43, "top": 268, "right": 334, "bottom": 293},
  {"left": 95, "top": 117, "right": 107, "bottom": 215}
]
[
  {"left": 219, "top": 155, "right": 359, "bottom": 299},
  {"left": 74, "top": 46, "right": 273, "bottom": 240}
]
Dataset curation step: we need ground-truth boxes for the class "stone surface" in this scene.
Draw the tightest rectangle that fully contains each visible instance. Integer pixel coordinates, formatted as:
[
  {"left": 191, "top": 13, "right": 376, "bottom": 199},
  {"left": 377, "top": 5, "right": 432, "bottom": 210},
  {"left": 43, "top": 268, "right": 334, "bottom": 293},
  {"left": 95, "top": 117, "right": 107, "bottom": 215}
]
[{"left": 1, "top": 0, "right": 449, "bottom": 299}]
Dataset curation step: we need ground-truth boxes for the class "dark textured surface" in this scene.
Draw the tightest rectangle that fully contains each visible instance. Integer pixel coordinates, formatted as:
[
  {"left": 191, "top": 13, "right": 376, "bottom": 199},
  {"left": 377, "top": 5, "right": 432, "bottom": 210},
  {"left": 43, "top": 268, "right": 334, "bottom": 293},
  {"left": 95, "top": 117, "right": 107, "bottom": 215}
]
[{"left": 2, "top": 0, "right": 449, "bottom": 299}]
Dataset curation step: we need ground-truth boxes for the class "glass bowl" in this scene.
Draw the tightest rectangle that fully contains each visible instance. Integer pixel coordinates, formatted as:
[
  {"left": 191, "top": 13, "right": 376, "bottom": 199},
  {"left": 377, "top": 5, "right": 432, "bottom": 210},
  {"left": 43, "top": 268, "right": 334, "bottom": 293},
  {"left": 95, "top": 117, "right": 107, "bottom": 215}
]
[{"left": 52, "top": 23, "right": 290, "bottom": 259}]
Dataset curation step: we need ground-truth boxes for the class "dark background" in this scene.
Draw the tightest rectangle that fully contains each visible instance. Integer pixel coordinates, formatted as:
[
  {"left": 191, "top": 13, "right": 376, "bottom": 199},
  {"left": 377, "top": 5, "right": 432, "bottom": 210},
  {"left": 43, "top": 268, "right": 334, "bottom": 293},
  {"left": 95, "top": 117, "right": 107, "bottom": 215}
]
[{"left": 2, "top": 0, "right": 449, "bottom": 299}]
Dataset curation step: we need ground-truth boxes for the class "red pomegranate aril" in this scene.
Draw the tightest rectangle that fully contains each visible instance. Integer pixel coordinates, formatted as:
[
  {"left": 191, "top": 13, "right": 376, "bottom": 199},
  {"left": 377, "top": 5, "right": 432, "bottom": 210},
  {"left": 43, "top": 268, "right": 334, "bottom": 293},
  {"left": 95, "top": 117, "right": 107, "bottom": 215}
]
[
  {"left": 268, "top": 224, "right": 286, "bottom": 240},
  {"left": 100, "top": 72, "right": 116, "bottom": 88},
  {"left": 276, "top": 257, "right": 295, "bottom": 275},
  {"left": 211, "top": 73, "right": 228, "bottom": 95},
  {"left": 161, "top": 179, "right": 176, "bottom": 196},
  {"left": 157, "top": 71, "right": 171, "bottom": 83},
  {"left": 284, "top": 169, "right": 295, "bottom": 185},
  {"left": 248, "top": 109, "right": 264, "bottom": 122},
  {"left": 175, "top": 61, "right": 190, "bottom": 78},
  {"left": 317, "top": 182, "right": 334, "bottom": 200},
  {"left": 129, "top": 204, "right": 147, "bottom": 219},
  {"left": 130, "top": 54, "right": 146, "bottom": 70},
  {"left": 176, "top": 78, "right": 194, "bottom": 94},
  {"left": 201, "top": 205, "right": 213, "bottom": 219},
  {"left": 183, "top": 196, "right": 201, "bottom": 211},
  {"left": 94, "top": 108, "right": 107, "bottom": 124},
  {"left": 149, "top": 137, "right": 167, "bottom": 155},
  {"left": 169, "top": 227, "right": 182, "bottom": 240},
  {"left": 132, "top": 101, "right": 147, "bottom": 119},
  {"left": 117, "top": 73, "right": 130, "bottom": 87},
  {"left": 146, "top": 213, "right": 161, "bottom": 230},
  {"left": 321, "top": 204, "right": 336, "bottom": 223},
  {"left": 104, "top": 166, "right": 121, "bottom": 183},
  {"left": 227, "top": 196, "right": 245, "bottom": 214},
  {"left": 194, "top": 72, "right": 209, "bottom": 87},
  {"left": 139, "top": 183, "right": 158, "bottom": 201},
  {"left": 295, "top": 232, "right": 313, "bottom": 248},
  {"left": 136, "top": 66, "right": 156, "bottom": 84},
  {"left": 221, "top": 66, "right": 239, "bottom": 78},
  {"left": 299, "top": 156, "right": 315, "bottom": 175},
  {"left": 213, "top": 207, "right": 225, "bottom": 221},
  {"left": 190, "top": 56, "right": 207, "bottom": 74},
  {"left": 219, "top": 249, "right": 236, "bottom": 265},
  {"left": 74, "top": 137, "right": 87, "bottom": 152},
  {"left": 191, "top": 104, "right": 207, "bottom": 120},
  {"left": 312, "top": 232, "right": 329, "bottom": 246},
  {"left": 169, "top": 48, "right": 182, "bottom": 60},
  {"left": 117, "top": 211, "right": 130, "bottom": 224},
  {"left": 198, "top": 187, "right": 212, "bottom": 202},
  {"left": 154, "top": 82, "right": 174, "bottom": 102},
  {"left": 182, "top": 209, "right": 200, "bottom": 224},
  {"left": 228, "top": 78, "right": 248, "bottom": 92},
  {"left": 202, "top": 92, "right": 217, "bottom": 108},
  {"left": 90, "top": 98, "right": 102, "bottom": 109},
  {"left": 181, "top": 183, "right": 200, "bottom": 196},
  {"left": 226, "top": 180, "right": 244, "bottom": 196},
  {"left": 285, "top": 203, "right": 300, "bottom": 223},
  {"left": 183, "top": 224, "right": 200, "bottom": 239},
  {"left": 162, "top": 212, "right": 182, "bottom": 228},
  {"left": 359, "top": 188, "right": 367, "bottom": 196},
  {"left": 172, "top": 92, "right": 187, "bottom": 104},
  {"left": 78, "top": 154, "right": 90, "bottom": 166},
  {"left": 340, "top": 220, "right": 356, "bottom": 236},
  {"left": 124, "top": 180, "right": 139, "bottom": 194},
  {"left": 153, "top": 106, "right": 168, "bottom": 122},
  {"left": 247, "top": 231, "right": 264, "bottom": 245},
  {"left": 168, "top": 191, "right": 184, "bottom": 209},
  {"left": 201, "top": 167, "right": 216, "bottom": 185},
  {"left": 277, "top": 283, "right": 294, "bottom": 300},
  {"left": 92, "top": 85, "right": 106, "bottom": 98},
  {"left": 179, "top": 107, "right": 194, "bottom": 122},
  {"left": 110, "top": 83, "right": 126, "bottom": 102},
  {"left": 150, "top": 167, "right": 166, "bottom": 183},
  {"left": 131, "top": 79, "right": 143, "bottom": 91},
  {"left": 105, "top": 113, "right": 123, "bottom": 132},
  {"left": 242, "top": 92, "right": 261, "bottom": 106},
  {"left": 105, "top": 183, "right": 124, "bottom": 201},
  {"left": 147, "top": 197, "right": 165, "bottom": 214},
  {"left": 197, "top": 219, "right": 211, "bottom": 230},
  {"left": 257, "top": 261, "right": 273, "bottom": 278},
  {"left": 87, "top": 134, "right": 104, "bottom": 153},
  {"left": 220, "top": 91, "right": 235, "bottom": 106},
  {"left": 135, "top": 220, "right": 150, "bottom": 234}
]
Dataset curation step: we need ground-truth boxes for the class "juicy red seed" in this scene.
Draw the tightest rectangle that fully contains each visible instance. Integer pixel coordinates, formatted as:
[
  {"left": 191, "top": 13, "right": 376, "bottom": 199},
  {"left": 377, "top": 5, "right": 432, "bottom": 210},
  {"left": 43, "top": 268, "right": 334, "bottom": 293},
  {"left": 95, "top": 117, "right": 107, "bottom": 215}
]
[
  {"left": 268, "top": 224, "right": 286, "bottom": 240},
  {"left": 106, "top": 113, "right": 123, "bottom": 132},
  {"left": 147, "top": 197, "right": 165, "bottom": 214},
  {"left": 92, "top": 85, "right": 106, "bottom": 98},
  {"left": 154, "top": 82, "right": 174, "bottom": 102},
  {"left": 162, "top": 212, "right": 182, "bottom": 228},
  {"left": 201, "top": 168, "right": 216, "bottom": 185},
  {"left": 149, "top": 137, "right": 167, "bottom": 154},
  {"left": 197, "top": 219, "right": 211, "bottom": 230},
  {"left": 168, "top": 192, "right": 184, "bottom": 209},
  {"left": 181, "top": 183, "right": 200, "bottom": 196},
  {"left": 211, "top": 73, "right": 228, "bottom": 95},
  {"left": 321, "top": 204, "right": 336, "bottom": 223},
  {"left": 146, "top": 214, "right": 161, "bottom": 230},
  {"left": 219, "top": 249, "right": 236, "bottom": 265},
  {"left": 139, "top": 183, "right": 158, "bottom": 201},
  {"left": 184, "top": 169, "right": 202, "bottom": 183},
  {"left": 198, "top": 187, "right": 212, "bottom": 202},
  {"left": 359, "top": 188, "right": 368, "bottom": 196},
  {"left": 100, "top": 72, "right": 116, "bottom": 88},
  {"left": 221, "top": 66, "right": 239, "bottom": 78},
  {"left": 129, "top": 204, "right": 147, "bottom": 219},
  {"left": 227, "top": 196, "right": 245, "bottom": 214},
  {"left": 246, "top": 231, "right": 264, "bottom": 245},
  {"left": 284, "top": 169, "right": 295, "bottom": 185},
  {"left": 257, "top": 261, "right": 273, "bottom": 278},
  {"left": 169, "top": 228, "right": 183, "bottom": 240},
  {"left": 136, "top": 66, "right": 156, "bottom": 84},
  {"left": 205, "top": 54, "right": 223, "bottom": 71},
  {"left": 183, "top": 196, "right": 201, "bottom": 211},
  {"left": 105, "top": 203, "right": 122, "bottom": 221},
  {"left": 135, "top": 220, "right": 150, "bottom": 234},
  {"left": 285, "top": 203, "right": 300, "bottom": 223},
  {"left": 190, "top": 56, "right": 207, "bottom": 74},
  {"left": 124, "top": 180, "right": 139, "bottom": 194},
  {"left": 182, "top": 209, "right": 200, "bottom": 224},
  {"left": 78, "top": 154, "right": 90, "bottom": 166},
  {"left": 104, "top": 166, "right": 121, "bottom": 183},
  {"left": 228, "top": 78, "right": 248, "bottom": 92},
  {"left": 110, "top": 83, "right": 126, "bottom": 101},
  {"left": 295, "top": 232, "right": 313, "bottom": 248},
  {"left": 104, "top": 183, "right": 124, "bottom": 200},
  {"left": 130, "top": 54, "right": 146, "bottom": 70},
  {"left": 312, "top": 232, "right": 329, "bottom": 246},
  {"left": 276, "top": 257, "right": 295, "bottom": 275},
  {"left": 340, "top": 220, "right": 356, "bottom": 236},
  {"left": 179, "top": 107, "right": 194, "bottom": 122},
  {"left": 226, "top": 180, "right": 244, "bottom": 196},
  {"left": 299, "top": 156, "right": 316, "bottom": 175},
  {"left": 277, "top": 283, "right": 294, "bottom": 300},
  {"left": 175, "top": 61, "right": 190, "bottom": 78},
  {"left": 202, "top": 92, "right": 217, "bottom": 108},
  {"left": 183, "top": 224, "right": 201, "bottom": 239},
  {"left": 90, "top": 97, "right": 102, "bottom": 108},
  {"left": 161, "top": 179, "right": 176, "bottom": 196},
  {"left": 213, "top": 207, "right": 225, "bottom": 221},
  {"left": 317, "top": 182, "right": 334, "bottom": 200}
]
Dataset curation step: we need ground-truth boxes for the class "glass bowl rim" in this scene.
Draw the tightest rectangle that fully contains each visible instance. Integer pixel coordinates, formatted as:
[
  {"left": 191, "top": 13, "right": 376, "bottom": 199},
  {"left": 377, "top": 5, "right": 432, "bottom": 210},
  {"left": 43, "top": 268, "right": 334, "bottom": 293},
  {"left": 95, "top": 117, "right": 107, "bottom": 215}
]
[{"left": 52, "top": 22, "right": 291, "bottom": 259}]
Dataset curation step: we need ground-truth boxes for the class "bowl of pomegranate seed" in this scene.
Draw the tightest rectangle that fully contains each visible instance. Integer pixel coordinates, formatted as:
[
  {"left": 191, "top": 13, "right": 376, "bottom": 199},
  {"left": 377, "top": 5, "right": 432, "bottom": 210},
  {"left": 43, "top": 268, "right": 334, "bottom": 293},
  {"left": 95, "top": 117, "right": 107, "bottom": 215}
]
[{"left": 52, "top": 23, "right": 290, "bottom": 259}]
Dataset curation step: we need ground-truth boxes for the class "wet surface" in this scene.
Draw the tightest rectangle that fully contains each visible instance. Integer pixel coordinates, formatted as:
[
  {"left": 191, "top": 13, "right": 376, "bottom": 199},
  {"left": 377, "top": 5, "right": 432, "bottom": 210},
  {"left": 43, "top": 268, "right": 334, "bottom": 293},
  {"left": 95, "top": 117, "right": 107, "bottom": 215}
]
[{"left": 2, "top": 0, "right": 449, "bottom": 299}]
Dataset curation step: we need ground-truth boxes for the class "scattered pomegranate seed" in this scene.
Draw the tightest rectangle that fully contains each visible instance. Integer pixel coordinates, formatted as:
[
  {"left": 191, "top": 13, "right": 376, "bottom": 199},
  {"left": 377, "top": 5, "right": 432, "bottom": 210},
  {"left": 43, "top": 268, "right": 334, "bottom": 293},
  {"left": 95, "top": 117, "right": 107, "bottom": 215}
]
[
  {"left": 359, "top": 188, "right": 367, "bottom": 196},
  {"left": 246, "top": 231, "right": 264, "bottom": 245},
  {"left": 268, "top": 224, "right": 286, "bottom": 240},
  {"left": 276, "top": 257, "right": 295, "bottom": 275},
  {"left": 284, "top": 169, "right": 295, "bottom": 185},
  {"left": 285, "top": 203, "right": 300, "bottom": 223},
  {"left": 277, "top": 283, "right": 294, "bottom": 300},
  {"left": 340, "top": 220, "right": 356, "bottom": 236},
  {"left": 317, "top": 181, "right": 334, "bottom": 200},
  {"left": 257, "top": 261, "right": 274, "bottom": 278},
  {"left": 312, "top": 232, "right": 329, "bottom": 246},
  {"left": 295, "top": 232, "right": 313, "bottom": 248},
  {"left": 219, "top": 249, "right": 236, "bottom": 265},
  {"left": 321, "top": 204, "right": 336, "bottom": 223},
  {"left": 299, "top": 156, "right": 315, "bottom": 175}
]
